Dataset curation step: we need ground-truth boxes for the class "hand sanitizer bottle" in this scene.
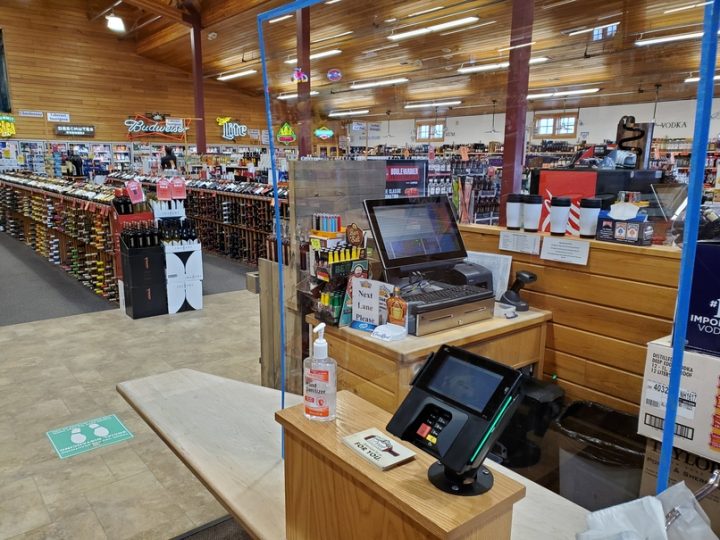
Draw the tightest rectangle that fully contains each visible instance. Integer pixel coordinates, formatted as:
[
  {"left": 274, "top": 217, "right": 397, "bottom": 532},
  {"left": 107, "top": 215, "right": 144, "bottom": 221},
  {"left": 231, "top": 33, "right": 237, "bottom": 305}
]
[{"left": 303, "top": 323, "right": 337, "bottom": 421}]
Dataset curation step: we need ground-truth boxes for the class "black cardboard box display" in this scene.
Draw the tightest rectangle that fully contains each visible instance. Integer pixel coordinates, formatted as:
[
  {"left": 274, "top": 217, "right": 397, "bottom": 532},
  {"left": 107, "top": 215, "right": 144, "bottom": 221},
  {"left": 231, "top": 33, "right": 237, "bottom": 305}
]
[
  {"left": 687, "top": 241, "right": 720, "bottom": 357},
  {"left": 123, "top": 281, "right": 168, "bottom": 319},
  {"left": 595, "top": 212, "right": 654, "bottom": 246},
  {"left": 120, "top": 240, "right": 166, "bottom": 287}
]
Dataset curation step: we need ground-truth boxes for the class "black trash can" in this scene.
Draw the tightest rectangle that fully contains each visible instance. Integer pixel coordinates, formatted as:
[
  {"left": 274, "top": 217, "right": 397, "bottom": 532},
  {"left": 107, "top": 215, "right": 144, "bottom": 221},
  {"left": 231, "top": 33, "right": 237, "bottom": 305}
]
[{"left": 554, "top": 401, "right": 646, "bottom": 511}]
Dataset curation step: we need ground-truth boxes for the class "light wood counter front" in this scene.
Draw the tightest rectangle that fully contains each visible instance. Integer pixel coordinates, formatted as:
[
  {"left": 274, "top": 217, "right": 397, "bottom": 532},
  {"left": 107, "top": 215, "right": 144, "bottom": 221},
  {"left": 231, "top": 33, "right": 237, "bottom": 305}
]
[
  {"left": 276, "top": 391, "right": 525, "bottom": 540},
  {"left": 308, "top": 309, "right": 551, "bottom": 413},
  {"left": 460, "top": 224, "right": 680, "bottom": 414}
]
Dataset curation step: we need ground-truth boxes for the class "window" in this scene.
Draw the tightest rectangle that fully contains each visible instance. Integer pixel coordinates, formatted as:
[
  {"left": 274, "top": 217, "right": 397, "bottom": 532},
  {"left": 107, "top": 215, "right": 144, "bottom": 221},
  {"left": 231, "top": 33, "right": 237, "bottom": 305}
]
[
  {"left": 592, "top": 23, "right": 618, "bottom": 42},
  {"left": 533, "top": 113, "right": 579, "bottom": 138},
  {"left": 415, "top": 120, "right": 445, "bottom": 142}
]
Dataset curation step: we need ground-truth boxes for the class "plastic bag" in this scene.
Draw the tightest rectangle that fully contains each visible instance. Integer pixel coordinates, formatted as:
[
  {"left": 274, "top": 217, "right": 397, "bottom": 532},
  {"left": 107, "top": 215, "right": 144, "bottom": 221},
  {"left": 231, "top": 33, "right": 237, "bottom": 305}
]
[
  {"left": 658, "top": 482, "right": 717, "bottom": 540},
  {"left": 577, "top": 496, "right": 667, "bottom": 540}
]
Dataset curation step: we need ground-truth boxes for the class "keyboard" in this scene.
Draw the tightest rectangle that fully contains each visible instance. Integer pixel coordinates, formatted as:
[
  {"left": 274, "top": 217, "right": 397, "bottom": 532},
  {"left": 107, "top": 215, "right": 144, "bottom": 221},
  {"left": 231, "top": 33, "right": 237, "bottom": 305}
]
[{"left": 404, "top": 283, "right": 493, "bottom": 313}]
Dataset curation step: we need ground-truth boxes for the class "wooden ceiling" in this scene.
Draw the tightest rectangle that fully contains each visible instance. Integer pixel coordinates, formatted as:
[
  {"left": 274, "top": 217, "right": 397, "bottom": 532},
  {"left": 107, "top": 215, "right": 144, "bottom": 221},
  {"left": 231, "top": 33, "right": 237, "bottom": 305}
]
[{"left": 88, "top": 0, "right": 713, "bottom": 120}]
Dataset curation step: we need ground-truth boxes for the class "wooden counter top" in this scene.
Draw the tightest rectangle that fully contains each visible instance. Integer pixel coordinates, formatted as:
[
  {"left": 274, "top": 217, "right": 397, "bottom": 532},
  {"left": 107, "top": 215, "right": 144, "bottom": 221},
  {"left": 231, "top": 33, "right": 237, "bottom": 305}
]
[{"left": 307, "top": 309, "right": 552, "bottom": 364}]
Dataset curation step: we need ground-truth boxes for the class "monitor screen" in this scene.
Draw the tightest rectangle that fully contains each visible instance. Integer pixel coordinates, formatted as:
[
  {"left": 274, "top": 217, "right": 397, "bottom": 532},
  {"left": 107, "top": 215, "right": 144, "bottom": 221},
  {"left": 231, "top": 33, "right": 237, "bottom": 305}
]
[
  {"left": 364, "top": 197, "right": 467, "bottom": 271},
  {"left": 426, "top": 355, "right": 504, "bottom": 416}
]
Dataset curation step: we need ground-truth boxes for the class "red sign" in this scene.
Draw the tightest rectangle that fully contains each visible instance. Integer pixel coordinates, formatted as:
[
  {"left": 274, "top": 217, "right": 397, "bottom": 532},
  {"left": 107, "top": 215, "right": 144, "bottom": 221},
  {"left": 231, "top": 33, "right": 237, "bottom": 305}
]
[
  {"left": 124, "top": 114, "right": 190, "bottom": 142},
  {"left": 170, "top": 177, "right": 187, "bottom": 200},
  {"left": 385, "top": 160, "right": 428, "bottom": 199},
  {"left": 537, "top": 170, "right": 597, "bottom": 234},
  {"left": 157, "top": 179, "right": 172, "bottom": 201},
  {"left": 125, "top": 180, "right": 145, "bottom": 204}
]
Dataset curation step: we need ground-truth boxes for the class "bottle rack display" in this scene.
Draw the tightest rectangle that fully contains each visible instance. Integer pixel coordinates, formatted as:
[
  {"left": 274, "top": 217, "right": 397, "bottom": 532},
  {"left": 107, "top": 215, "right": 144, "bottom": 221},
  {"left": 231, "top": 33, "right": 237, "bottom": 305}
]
[{"left": 0, "top": 173, "right": 118, "bottom": 300}]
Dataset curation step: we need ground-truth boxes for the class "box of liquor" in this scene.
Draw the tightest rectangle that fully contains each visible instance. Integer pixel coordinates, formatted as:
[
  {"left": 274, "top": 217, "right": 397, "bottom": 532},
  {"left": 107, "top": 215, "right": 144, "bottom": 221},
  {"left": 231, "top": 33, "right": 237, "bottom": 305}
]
[
  {"left": 640, "top": 439, "right": 720, "bottom": 535},
  {"left": 686, "top": 242, "right": 720, "bottom": 357},
  {"left": 123, "top": 281, "right": 168, "bottom": 319},
  {"left": 638, "top": 336, "right": 720, "bottom": 462},
  {"left": 164, "top": 243, "right": 203, "bottom": 283},
  {"left": 167, "top": 279, "right": 203, "bottom": 314}
]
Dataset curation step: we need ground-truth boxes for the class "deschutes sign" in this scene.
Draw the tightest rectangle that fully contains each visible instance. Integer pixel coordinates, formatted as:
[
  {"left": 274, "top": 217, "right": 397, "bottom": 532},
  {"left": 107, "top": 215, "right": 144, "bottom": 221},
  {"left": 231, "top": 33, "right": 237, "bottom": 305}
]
[
  {"left": 55, "top": 124, "right": 95, "bottom": 137},
  {"left": 125, "top": 114, "right": 190, "bottom": 142}
]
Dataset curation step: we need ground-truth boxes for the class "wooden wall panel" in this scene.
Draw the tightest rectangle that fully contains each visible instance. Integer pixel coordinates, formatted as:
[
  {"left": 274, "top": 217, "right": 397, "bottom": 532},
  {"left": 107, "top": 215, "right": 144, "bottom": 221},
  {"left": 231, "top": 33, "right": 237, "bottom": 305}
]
[
  {"left": 460, "top": 225, "right": 680, "bottom": 413},
  {"left": 0, "top": 0, "right": 282, "bottom": 144}
]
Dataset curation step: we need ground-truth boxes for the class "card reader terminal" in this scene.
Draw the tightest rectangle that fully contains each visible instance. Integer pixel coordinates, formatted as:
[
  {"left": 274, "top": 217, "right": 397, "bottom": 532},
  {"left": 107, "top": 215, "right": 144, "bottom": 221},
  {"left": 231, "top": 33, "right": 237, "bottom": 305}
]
[{"left": 387, "top": 345, "right": 524, "bottom": 496}]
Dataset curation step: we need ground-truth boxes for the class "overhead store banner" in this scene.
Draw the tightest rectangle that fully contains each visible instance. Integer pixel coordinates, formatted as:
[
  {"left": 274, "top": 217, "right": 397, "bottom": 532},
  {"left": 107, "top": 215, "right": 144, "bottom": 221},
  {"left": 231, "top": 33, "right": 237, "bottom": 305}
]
[
  {"left": 55, "top": 124, "right": 95, "bottom": 137},
  {"left": 124, "top": 114, "right": 190, "bottom": 142},
  {"left": 385, "top": 160, "right": 427, "bottom": 199}
]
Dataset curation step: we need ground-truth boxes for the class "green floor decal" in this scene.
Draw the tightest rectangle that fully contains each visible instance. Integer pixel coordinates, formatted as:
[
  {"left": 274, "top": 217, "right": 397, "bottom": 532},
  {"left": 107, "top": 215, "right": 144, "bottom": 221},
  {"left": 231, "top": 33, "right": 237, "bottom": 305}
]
[{"left": 46, "top": 414, "right": 133, "bottom": 459}]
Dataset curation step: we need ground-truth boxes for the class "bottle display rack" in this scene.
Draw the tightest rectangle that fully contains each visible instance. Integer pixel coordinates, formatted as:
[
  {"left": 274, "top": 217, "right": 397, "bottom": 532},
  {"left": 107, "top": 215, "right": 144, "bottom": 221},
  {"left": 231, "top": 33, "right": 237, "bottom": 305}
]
[{"left": 0, "top": 174, "right": 118, "bottom": 301}]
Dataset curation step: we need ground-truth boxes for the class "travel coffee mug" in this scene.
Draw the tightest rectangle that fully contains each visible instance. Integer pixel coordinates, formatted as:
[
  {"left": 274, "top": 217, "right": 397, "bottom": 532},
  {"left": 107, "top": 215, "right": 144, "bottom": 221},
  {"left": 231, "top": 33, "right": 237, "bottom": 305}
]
[
  {"left": 523, "top": 194, "right": 543, "bottom": 232},
  {"left": 550, "top": 197, "right": 572, "bottom": 236},
  {"left": 579, "top": 198, "right": 602, "bottom": 238},
  {"left": 506, "top": 193, "right": 523, "bottom": 230}
]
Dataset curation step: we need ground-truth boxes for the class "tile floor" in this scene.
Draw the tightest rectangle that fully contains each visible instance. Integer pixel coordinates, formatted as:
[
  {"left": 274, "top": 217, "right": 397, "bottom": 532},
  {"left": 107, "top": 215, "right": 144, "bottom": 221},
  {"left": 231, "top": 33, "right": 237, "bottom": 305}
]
[{"left": 0, "top": 291, "right": 262, "bottom": 539}]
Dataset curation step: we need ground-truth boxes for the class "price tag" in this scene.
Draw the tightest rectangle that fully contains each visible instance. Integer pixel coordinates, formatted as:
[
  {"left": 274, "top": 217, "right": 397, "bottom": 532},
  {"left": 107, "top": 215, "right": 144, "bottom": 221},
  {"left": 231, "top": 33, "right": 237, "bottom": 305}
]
[
  {"left": 125, "top": 180, "right": 145, "bottom": 204},
  {"left": 157, "top": 179, "right": 172, "bottom": 201},
  {"left": 170, "top": 177, "right": 187, "bottom": 200}
]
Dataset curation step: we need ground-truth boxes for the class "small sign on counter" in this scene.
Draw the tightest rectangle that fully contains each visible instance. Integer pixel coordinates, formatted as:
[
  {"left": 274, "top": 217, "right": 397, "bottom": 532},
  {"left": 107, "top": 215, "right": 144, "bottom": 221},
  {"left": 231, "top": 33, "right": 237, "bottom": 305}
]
[
  {"left": 342, "top": 428, "right": 415, "bottom": 470},
  {"left": 499, "top": 231, "right": 542, "bottom": 255},
  {"left": 540, "top": 236, "right": 590, "bottom": 266}
]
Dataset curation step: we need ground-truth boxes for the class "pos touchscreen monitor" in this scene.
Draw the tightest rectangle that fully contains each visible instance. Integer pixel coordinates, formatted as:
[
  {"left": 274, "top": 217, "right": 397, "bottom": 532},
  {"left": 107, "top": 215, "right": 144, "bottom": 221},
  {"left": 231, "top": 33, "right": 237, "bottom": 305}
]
[{"left": 387, "top": 345, "right": 524, "bottom": 496}]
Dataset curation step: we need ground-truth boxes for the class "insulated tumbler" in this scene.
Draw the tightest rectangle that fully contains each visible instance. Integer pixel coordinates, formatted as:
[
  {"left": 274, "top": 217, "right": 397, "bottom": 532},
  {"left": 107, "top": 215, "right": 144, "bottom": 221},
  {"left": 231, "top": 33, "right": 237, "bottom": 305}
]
[
  {"left": 550, "top": 197, "right": 572, "bottom": 236},
  {"left": 523, "top": 194, "right": 543, "bottom": 232},
  {"left": 506, "top": 193, "right": 523, "bottom": 230},
  {"left": 579, "top": 198, "right": 602, "bottom": 238}
]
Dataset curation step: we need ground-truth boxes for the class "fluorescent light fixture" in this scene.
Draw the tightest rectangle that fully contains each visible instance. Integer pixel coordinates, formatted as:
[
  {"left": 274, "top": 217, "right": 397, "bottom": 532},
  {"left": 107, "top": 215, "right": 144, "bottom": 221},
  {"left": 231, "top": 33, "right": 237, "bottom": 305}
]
[
  {"left": 325, "top": 0, "right": 342, "bottom": 4},
  {"left": 567, "top": 22, "right": 620, "bottom": 36},
  {"left": 404, "top": 100, "right": 462, "bottom": 109},
  {"left": 684, "top": 74, "right": 720, "bottom": 83},
  {"left": 408, "top": 6, "right": 443, "bottom": 17},
  {"left": 527, "top": 88, "right": 600, "bottom": 99},
  {"left": 350, "top": 77, "right": 409, "bottom": 89},
  {"left": 284, "top": 49, "right": 342, "bottom": 64},
  {"left": 106, "top": 14, "right": 125, "bottom": 32},
  {"left": 311, "top": 31, "right": 353, "bottom": 43},
  {"left": 665, "top": 2, "right": 710, "bottom": 14},
  {"left": 635, "top": 31, "right": 704, "bottom": 46},
  {"left": 458, "top": 56, "right": 548, "bottom": 74},
  {"left": 217, "top": 69, "right": 257, "bottom": 81},
  {"left": 542, "top": 0, "right": 576, "bottom": 8},
  {"left": 388, "top": 16, "right": 479, "bottom": 41},
  {"left": 277, "top": 91, "right": 320, "bottom": 100},
  {"left": 498, "top": 41, "right": 535, "bottom": 52},
  {"left": 440, "top": 20, "right": 496, "bottom": 36},
  {"left": 328, "top": 109, "right": 370, "bottom": 117},
  {"left": 269, "top": 14, "right": 293, "bottom": 23},
  {"left": 385, "top": 18, "right": 398, "bottom": 23}
]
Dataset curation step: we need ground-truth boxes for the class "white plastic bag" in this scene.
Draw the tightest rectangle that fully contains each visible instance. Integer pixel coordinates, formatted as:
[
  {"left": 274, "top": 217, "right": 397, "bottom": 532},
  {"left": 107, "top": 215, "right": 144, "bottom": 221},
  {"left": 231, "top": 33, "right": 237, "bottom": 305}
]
[
  {"left": 658, "top": 482, "right": 717, "bottom": 540},
  {"left": 577, "top": 496, "right": 667, "bottom": 540}
]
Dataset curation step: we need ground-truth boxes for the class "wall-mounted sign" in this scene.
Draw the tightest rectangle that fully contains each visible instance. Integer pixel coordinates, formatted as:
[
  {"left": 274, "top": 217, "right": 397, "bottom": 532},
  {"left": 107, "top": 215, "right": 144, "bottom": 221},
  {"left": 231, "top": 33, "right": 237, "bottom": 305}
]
[
  {"left": 0, "top": 115, "right": 15, "bottom": 138},
  {"left": 351, "top": 121, "right": 366, "bottom": 132},
  {"left": 55, "top": 124, "right": 95, "bottom": 137},
  {"left": 47, "top": 112, "right": 70, "bottom": 123},
  {"left": 314, "top": 126, "right": 334, "bottom": 140},
  {"left": 277, "top": 122, "right": 296, "bottom": 145},
  {"left": 261, "top": 129, "right": 270, "bottom": 144},
  {"left": 248, "top": 128, "right": 260, "bottom": 140},
  {"left": 291, "top": 67, "right": 309, "bottom": 83},
  {"left": 164, "top": 117, "right": 184, "bottom": 130},
  {"left": 327, "top": 69, "right": 342, "bottom": 82},
  {"left": 19, "top": 110, "right": 43, "bottom": 118},
  {"left": 124, "top": 114, "right": 190, "bottom": 142},
  {"left": 656, "top": 121, "right": 688, "bottom": 129},
  {"left": 217, "top": 117, "right": 248, "bottom": 141}
]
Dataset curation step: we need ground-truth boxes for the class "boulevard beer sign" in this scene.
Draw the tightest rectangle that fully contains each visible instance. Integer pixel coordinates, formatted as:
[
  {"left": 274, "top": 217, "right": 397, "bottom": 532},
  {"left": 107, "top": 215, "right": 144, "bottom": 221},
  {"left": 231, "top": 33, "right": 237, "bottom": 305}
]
[{"left": 124, "top": 114, "right": 190, "bottom": 142}]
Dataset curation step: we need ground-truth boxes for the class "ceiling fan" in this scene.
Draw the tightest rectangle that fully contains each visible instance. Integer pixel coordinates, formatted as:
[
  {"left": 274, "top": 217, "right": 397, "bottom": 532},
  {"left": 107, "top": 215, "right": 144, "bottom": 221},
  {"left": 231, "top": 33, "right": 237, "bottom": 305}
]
[{"left": 486, "top": 100, "right": 500, "bottom": 134}]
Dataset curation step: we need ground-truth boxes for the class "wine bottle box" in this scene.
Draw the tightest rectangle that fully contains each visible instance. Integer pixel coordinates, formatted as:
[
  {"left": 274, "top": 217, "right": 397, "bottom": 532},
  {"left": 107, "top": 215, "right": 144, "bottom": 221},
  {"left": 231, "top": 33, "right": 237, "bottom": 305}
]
[
  {"left": 120, "top": 242, "right": 166, "bottom": 287},
  {"left": 167, "top": 279, "right": 203, "bottom": 314},
  {"left": 122, "top": 281, "right": 169, "bottom": 319},
  {"left": 164, "top": 244, "right": 203, "bottom": 283}
]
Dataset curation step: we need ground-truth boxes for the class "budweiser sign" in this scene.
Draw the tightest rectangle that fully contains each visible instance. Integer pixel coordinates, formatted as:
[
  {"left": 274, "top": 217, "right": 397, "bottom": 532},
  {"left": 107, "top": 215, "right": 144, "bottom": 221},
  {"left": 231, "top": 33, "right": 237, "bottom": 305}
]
[{"left": 125, "top": 114, "right": 190, "bottom": 141}]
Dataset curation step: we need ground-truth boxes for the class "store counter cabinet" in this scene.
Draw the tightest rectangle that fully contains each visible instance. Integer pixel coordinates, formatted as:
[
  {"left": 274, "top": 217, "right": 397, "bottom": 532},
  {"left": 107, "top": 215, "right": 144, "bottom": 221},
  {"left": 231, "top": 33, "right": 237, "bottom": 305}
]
[
  {"left": 118, "top": 368, "right": 588, "bottom": 540},
  {"left": 307, "top": 308, "right": 551, "bottom": 413}
]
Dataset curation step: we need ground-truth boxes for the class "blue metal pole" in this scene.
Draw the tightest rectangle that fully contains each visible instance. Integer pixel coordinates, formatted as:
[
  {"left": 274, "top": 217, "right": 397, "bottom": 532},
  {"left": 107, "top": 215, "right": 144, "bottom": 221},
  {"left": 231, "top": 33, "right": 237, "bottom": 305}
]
[{"left": 657, "top": 0, "right": 720, "bottom": 493}]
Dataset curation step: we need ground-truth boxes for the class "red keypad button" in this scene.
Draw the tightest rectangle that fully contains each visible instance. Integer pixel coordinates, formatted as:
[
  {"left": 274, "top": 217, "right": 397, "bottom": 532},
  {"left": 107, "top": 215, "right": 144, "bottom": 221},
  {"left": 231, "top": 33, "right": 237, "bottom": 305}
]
[{"left": 416, "top": 423, "right": 431, "bottom": 438}]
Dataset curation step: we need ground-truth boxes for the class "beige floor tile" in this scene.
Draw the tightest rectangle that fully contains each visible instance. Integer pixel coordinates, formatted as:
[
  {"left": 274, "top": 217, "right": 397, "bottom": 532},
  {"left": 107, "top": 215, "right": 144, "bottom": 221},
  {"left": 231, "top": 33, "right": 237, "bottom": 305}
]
[
  {"left": 33, "top": 454, "right": 115, "bottom": 506},
  {"left": 85, "top": 471, "right": 188, "bottom": 540},
  {"left": 0, "top": 478, "right": 38, "bottom": 504},
  {"left": 41, "top": 493, "right": 94, "bottom": 523},
  {"left": 8, "top": 510, "right": 107, "bottom": 540},
  {"left": 0, "top": 488, "right": 51, "bottom": 540},
  {"left": 100, "top": 447, "right": 148, "bottom": 481}
]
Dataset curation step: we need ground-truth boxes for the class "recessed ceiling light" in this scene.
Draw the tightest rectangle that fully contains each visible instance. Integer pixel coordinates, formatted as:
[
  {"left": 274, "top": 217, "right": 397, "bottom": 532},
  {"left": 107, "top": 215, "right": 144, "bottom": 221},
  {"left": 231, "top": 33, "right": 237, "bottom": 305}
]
[
  {"left": 404, "top": 100, "right": 462, "bottom": 109},
  {"left": 269, "top": 14, "right": 293, "bottom": 24},
  {"left": 350, "top": 77, "right": 409, "bottom": 89},
  {"left": 665, "top": 2, "right": 711, "bottom": 14},
  {"left": 388, "top": 16, "right": 479, "bottom": 41},
  {"left": 217, "top": 69, "right": 258, "bottom": 81},
  {"left": 408, "top": 6, "right": 444, "bottom": 17},
  {"left": 684, "top": 74, "right": 720, "bottom": 83},
  {"left": 106, "top": 13, "right": 125, "bottom": 33},
  {"left": 527, "top": 88, "right": 600, "bottom": 99},
  {"left": 567, "top": 22, "right": 620, "bottom": 36},
  {"left": 498, "top": 41, "right": 535, "bottom": 52},
  {"left": 311, "top": 31, "right": 353, "bottom": 44},
  {"left": 328, "top": 109, "right": 371, "bottom": 117},
  {"left": 277, "top": 91, "right": 320, "bottom": 100},
  {"left": 284, "top": 49, "right": 342, "bottom": 64},
  {"left": 635, "top": 31, "right": 704, "bottom": 46}
]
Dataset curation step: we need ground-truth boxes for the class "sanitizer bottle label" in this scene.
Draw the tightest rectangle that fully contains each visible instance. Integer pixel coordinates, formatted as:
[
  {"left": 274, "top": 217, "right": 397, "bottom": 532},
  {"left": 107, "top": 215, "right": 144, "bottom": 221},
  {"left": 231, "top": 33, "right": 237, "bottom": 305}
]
[{"left": 304, "top": 368, "right": 332, "bottom": 418}]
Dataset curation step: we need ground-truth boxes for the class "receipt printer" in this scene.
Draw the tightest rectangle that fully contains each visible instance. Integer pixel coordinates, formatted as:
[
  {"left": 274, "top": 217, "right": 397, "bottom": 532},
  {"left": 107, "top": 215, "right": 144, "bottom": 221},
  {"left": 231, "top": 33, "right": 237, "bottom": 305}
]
[{"left": 442, "top": 262, "right": 493, "bottom": 291}]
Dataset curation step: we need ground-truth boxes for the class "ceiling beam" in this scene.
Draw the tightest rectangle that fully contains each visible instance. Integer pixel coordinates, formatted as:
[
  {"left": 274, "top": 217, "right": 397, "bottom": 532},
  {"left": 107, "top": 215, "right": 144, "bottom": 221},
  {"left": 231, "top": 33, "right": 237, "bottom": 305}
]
[{"left": 122, "top": 0, "right": 192, "bottom": 26}]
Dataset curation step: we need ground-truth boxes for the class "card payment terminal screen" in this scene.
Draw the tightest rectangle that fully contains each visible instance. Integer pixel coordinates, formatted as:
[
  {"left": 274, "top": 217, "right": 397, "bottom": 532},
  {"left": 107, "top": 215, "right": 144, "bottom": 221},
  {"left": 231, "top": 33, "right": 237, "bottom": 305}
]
[{"left": 426, "top": 355, "right": 504, "bottom": 415}]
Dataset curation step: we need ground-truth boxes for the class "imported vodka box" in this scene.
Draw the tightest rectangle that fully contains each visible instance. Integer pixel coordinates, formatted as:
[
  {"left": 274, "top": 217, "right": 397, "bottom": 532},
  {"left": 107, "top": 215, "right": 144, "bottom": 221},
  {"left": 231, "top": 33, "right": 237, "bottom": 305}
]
[
  {"left": 638, "top": 336, "right": 720, "bottom": 462},
  {"left": 686, "top": 242, "right": 720, "bottom": 357}
]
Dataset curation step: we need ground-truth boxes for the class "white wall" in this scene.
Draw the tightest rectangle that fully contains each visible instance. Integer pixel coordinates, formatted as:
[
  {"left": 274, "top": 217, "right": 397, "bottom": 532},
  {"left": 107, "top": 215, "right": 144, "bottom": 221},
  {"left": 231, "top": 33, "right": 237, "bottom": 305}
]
[{"left": 355, "top": 98, "right": 720, "bottom": 147}]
